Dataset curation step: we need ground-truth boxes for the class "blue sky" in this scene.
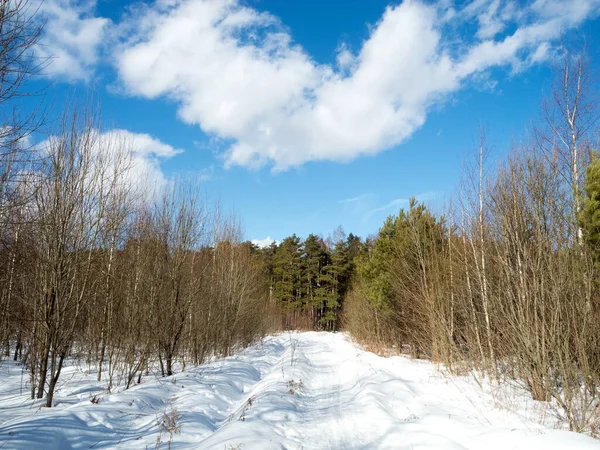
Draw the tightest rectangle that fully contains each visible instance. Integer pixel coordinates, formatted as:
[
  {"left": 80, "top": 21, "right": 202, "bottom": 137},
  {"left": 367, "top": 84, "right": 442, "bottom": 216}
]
[{"left": 26, "top": 0, "right": 600, "bottom": 244}]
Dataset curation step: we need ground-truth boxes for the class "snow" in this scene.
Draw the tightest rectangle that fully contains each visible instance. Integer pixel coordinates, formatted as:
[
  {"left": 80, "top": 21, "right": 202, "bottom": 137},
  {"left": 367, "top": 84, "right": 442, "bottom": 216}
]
[
  {"left": 251, "top": 236, "right": 278, "bottom": 248},
  {"left": 0, "top": 332, "right": 598, "bottom": 449}
]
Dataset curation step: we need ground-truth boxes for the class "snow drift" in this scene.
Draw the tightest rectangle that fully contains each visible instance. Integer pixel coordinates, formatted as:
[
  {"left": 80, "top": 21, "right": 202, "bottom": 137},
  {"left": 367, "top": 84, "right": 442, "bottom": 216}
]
[{"left": 0, "top": 332, "right": 598, "bottom": 449}]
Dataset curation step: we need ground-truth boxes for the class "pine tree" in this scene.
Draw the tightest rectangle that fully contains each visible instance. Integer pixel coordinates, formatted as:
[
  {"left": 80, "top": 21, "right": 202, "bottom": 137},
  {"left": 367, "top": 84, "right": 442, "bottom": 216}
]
[
  {"left": 302, "top": 234, "right": 329, "bottom": 327},
  {"left": 258, "top": 241, "right": 278, "bottom": 299},
  {"left": 580, "top": 152, "right": 600, "bottom": 264},
  {"left": 353, "top": 199, "right": 447, "bottom": 346},
  {"left": 272, "top": 235, "right": 303, "bottom": 325},
  {"left": 321, "top": 229, "right": 363, "bottom": 330}
]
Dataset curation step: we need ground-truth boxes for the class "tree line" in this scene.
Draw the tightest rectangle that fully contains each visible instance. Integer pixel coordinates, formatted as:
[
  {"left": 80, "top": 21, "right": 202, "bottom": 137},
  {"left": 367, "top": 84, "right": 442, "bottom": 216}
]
[
  {"left": 0, "top": 107, "right": 275, "bottom": 407},
  {"left": 0, "top": 1, "right": 275, "bottom": 408},
  {"left": 343, "top": 46, "right": 600, "bottom": 435},
  {"left": 253, "top": 229, "right": 364, "bottom": 330}
]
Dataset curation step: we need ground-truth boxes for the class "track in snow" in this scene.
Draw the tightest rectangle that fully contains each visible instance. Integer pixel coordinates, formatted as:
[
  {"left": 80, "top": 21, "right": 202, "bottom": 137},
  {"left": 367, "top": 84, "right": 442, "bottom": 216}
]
[{"left": 0, "top": 332, "right": 598, "bottom": 449}]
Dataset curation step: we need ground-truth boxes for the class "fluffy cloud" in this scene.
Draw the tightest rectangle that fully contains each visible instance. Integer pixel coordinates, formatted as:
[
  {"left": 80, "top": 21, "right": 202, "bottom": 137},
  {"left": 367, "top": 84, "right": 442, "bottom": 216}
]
[
  {"left": 34, "top": 0, "right": 111, "bottom": 81},
  {"left": 97, "top": 129, "right": 182, "bottom": 197},
  {"left": 39, "top": 0, "right": 600, "bottom": 168},
  {"left": 114, "top": 0, "right": 600, "bottom": 170},
  {"left": 38, "top": 129, "right": 181, "bottom": 199},
  {"left": 251, "top": 236, "right": 277, "bottom": 248}
]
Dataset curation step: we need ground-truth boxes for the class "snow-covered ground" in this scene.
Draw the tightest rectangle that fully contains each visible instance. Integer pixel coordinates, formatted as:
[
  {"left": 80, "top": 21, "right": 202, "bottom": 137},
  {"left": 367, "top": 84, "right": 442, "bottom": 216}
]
[{"left": 0, "top": 332, "right": 597, "bottom": 449}]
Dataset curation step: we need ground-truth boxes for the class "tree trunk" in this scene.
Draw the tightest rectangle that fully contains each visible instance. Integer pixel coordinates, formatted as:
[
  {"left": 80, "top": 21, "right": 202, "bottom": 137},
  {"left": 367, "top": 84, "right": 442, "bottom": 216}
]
[
  {"left": 45, "top": 352, "right": 65, "bottom": 408},
  {"left": 36, "top": 336, "right": 51, "bottom": 399}
]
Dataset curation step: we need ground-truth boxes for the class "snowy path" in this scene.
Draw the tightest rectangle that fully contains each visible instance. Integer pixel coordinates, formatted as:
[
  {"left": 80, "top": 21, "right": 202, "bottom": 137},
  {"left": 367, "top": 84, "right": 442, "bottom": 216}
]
[{"left": 0, "top": 332, "right": 598, "bottom": 449}]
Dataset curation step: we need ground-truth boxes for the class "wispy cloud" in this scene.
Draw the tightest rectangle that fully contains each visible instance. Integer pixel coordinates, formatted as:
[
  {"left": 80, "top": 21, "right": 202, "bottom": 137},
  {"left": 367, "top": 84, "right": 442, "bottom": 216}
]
[
  {"left": 339, "top": 193, "right": 372, "bottom": 204},
  {"left": 198, "top": 165, "right": 215, "bottom": 182},
  {"left": 34, "top": 0, "right": 112, "bottom": 81},
  {"left": 364, "top": 191, "right": 438, "bottom": 222},
  {"left": 339, "top": 193, "right": 373, "bottom": 215},
  {"left": 364, "top": 198, "right": 411, "bottom": 221}
]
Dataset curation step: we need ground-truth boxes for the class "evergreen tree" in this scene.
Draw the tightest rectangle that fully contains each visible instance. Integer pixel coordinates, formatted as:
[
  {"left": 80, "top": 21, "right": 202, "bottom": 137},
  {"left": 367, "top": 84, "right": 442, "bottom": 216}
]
[
  {"left": 354, "top": 199, "right": 447, "bottom": 346},
  {"left": 321, "top": 229, "right": 364, "bottom": 330},
  {"left": 302, "top": 234, "right": 329, "bottom": 326},
  {"left": 580, "top": 152, "right": 600, "bottom": 264},
  {"left": 272, "top": 235, "right": 303, "bottom": 316},
  {"left": 259, "top": 230, "right": 363, "bottom": 330},
  {"left": 322, "top": 240, "right": 347, "bottom": 329},
  {"left": 346, "top": 233, "right": 364, "bottom": 261},
  {"left": 258, "top": 241, "right": 278, "bottom": 295}
]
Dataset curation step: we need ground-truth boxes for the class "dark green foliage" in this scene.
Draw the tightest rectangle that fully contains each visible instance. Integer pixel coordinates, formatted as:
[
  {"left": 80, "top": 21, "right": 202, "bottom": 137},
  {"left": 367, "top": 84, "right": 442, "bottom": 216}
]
[
  {"left": 302, "top": 234, "right": 329, "bottom": 311},
  {"left": 352, "top": 198, "right": 447, "bottom": 349},
  {"left": 272, "top": 235, "right": 303, "bottom": 307},
  {"left": 581, "top": 152, "right": 600, "bottom": 263},
  {"left": 257, "top": 230, "right": 364, "bottom": 330}
]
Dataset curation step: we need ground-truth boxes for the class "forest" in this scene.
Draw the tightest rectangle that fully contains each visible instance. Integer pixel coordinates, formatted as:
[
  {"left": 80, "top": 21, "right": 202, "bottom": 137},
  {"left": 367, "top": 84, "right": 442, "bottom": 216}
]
[{"left": 1, "top": 0, "right": 600, "bottom": 440}]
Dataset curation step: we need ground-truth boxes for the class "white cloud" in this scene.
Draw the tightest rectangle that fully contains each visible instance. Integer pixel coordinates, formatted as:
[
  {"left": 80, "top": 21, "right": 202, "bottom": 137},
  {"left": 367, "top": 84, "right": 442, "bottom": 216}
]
[
  {"left": 106, "top": 129, "right": 182, "bottom": 159},
  {"left": 98, "top": 129, "right": 182, "bottom": 198},
  {"left": 366, "top": 198, "right": 411, "bottom": 219},
  {"left": 364, "top": 191, "right": 438, "bottom": 221},
  {"left": 339, "top": 194, "right": 372, "bottom": 204},
  {"left": 0, "top": 126, "right": 33, "bottom": 150},
  {"left": 473, "top": 0, "right": 506, "bottom": 39},
  {"left": 34, "top": 0, "right": 111, "bottom": 81},
  {"left": 38, "top": 129, "right": 182, "bottom": 200},
  {"left": 40, "top": 0, "right": 600, "bottom": 168},
  {"left": 113, "top": 0, "right": 600, "bottom": 171},
  {"left": 197, "top": 164, "right": 216, "bottom": 182},
  {"left": 340, "top": 193, "right": 373, "bottom": 215},
  {"left": 115, "top": 0, "right": 454, "bottom": 170},
  {"left": 251, "top": 236, "right": 277, "bottom": 248},
  {"left": 336, "top": 43, "right": 356, "bottom": 70}
]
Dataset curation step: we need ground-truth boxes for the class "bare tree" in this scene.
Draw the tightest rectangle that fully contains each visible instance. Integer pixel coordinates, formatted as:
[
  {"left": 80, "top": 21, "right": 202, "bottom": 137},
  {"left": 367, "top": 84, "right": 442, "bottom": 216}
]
[
  {"left": 0, "top": 0, "right": 47, "bottom": 357},
  {"left": 150, "top": 182, "right": 206, "bottom": 377},
  {"left": 0, "top": 0, "right": 47, "bottom": 223},
  {"left": 539, "top": 41, "right": 599, "bottom": 245},
  {"left": 93, "top": 134, "right": 135, "bottom": 383},
  {"left": 29, "top": 106, "right": 129, "bottom": 407}
]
